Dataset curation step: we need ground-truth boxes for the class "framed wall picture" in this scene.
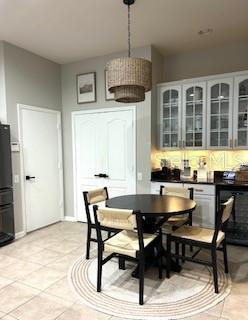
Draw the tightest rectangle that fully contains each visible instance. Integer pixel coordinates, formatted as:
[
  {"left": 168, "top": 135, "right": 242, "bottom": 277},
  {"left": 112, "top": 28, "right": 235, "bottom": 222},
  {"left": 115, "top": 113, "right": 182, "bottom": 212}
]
[
  {"left": 105, "top": 69, "right": 115, "bottom": 101},
  {"left": 77, "top": 72, "right": 96, "bottom": 104}
]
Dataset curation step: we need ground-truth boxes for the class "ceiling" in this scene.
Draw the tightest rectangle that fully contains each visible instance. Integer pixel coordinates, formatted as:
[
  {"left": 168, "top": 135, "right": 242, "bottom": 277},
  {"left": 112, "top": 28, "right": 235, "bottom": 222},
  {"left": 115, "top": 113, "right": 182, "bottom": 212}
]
[{"left": 0, "top": 0, "right": 248, "bottom": 64}]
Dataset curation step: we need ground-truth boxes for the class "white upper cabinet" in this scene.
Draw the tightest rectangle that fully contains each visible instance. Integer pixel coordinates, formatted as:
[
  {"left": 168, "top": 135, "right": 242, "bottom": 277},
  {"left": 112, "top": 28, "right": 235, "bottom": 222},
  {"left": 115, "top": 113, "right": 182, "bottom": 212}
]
[
  {"left": 207, "top": 78, "right": 233, "bottom": 149},
  {"left": 182, "top": 82, "right": 206, "bottom": 149},
  {"left": 233, "top": 75, "right": 248, "bottom": 149},
  {"left": 158, "top": 71, "right": 248, "bottom": 150},
  {"left": 159, "top": 85, "right": 182, "bottom": 149}
]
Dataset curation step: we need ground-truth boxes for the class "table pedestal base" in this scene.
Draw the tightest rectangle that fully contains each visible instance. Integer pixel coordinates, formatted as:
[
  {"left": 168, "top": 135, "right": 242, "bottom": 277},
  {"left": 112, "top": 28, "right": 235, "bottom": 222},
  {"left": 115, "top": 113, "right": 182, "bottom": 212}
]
[{"left": 131, "top": 246, "right": 181, "bottom": 278}]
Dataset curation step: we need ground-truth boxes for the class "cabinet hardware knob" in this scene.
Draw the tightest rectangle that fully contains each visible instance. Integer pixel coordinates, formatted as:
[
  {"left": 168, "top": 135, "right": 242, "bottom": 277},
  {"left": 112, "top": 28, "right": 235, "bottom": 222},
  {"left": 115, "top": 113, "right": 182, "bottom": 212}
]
[
  {"left": 195, "top": 189, "right": 204, "bottom": 192},
  {"left": 94, "top": 173, "right": 109, "bottom": 178}
]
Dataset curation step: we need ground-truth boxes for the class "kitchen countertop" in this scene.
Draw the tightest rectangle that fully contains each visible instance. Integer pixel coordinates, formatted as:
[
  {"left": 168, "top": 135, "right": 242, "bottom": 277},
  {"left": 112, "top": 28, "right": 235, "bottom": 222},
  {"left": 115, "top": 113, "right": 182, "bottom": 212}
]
[
  {"left": 151, "top": 178, "right": 248, "bottom": 187},
  {"left": 151, "top": 178, "right": 214, "bottom": 185}
]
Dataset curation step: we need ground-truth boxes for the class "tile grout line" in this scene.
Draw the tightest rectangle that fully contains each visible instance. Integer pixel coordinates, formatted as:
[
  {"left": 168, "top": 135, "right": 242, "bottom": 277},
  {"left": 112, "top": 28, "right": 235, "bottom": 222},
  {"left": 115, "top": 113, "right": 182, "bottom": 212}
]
[
  {"left": 5, "top": 291, "right": 41, "bottom": 319},
  {"left": 6, "top": 279, "right": 74, "bottom": 319},
  {"left": 53, "top": 301, "right": 79, "bottom": 320},
  {"left": 0, "top": 255, "right": 76, "bottom": 318}
]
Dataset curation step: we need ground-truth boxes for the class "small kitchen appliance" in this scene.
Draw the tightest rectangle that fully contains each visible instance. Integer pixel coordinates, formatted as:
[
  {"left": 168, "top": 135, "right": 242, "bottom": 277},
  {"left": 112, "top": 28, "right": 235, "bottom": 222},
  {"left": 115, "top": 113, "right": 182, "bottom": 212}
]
[
  {"left": 197, "top": 157, "right": 208, "bottom": 182},
  {"left": 181, "top": 159, "right": 192, "bottom": 181}
]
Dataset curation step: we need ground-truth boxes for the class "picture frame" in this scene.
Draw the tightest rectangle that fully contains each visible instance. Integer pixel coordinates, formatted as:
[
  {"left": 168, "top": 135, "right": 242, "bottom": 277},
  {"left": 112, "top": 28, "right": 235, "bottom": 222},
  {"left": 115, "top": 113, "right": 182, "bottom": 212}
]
[
  {"left": 105, "top": 69, "right": 115, "bottom": 101},
  {"left": 77, "top": 72, "right": 96, "bottom": 104}
]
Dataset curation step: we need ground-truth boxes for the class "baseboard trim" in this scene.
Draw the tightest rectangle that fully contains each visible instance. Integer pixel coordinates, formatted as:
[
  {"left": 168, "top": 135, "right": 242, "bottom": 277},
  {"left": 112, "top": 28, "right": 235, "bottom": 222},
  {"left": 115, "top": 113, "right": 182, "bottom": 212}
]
[
  {"left": 64, "top": 216, "right": 77, "bottom": 222},
  {"left": 15, "top": 231, "right": 26, "bottom": 239}
]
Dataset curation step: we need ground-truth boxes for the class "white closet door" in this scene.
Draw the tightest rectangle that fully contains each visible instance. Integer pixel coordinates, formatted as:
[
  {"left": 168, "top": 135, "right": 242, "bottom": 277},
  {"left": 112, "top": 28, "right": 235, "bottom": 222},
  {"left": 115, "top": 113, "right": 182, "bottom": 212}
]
[
  {"left": 73, "top": 112, "right": 103, "bottom": 223},
  {"left": 101, "top": 109, "right": 135, "bottom": 198},
  {"left": 73, "top": 107, "right": 136, "bottom": 222}
]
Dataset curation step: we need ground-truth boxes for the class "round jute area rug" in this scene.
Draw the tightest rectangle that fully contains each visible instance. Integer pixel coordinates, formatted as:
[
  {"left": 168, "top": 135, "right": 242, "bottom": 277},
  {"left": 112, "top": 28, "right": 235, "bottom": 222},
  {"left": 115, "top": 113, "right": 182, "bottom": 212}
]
[{"left": 68, "top": 255, "right": 231, "bottom": 320}]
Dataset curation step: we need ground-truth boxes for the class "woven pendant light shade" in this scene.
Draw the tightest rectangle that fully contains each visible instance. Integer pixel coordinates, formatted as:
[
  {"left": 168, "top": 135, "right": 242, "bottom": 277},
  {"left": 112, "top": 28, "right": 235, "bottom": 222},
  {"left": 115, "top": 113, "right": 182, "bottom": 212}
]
[{"left": 107, "top": 57, "right": 152, "bottom": 103}]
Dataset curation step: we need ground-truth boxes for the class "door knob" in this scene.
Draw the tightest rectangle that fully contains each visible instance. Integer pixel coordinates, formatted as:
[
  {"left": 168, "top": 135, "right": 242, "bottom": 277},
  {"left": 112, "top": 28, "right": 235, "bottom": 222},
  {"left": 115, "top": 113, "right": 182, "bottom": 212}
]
[
  {"left": 26, "top": 175, "right": 36, "bottom": 180},
  {"left": 94, "top": 173, "right": 109, "bottom": 178}
]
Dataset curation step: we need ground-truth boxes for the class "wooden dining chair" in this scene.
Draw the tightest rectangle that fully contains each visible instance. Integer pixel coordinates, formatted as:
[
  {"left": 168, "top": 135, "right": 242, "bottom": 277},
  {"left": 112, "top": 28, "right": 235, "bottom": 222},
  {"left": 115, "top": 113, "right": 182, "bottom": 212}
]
[
  {"left": 160, "top": 185, "right": 194, "bottom": 231},
  {"left": 83, "top": 187, "right": 117, "bottom": 260},
  {"left": 160, "top": 185, "right": 194, "bottom": 256},
  {"left": 93, "top": 206, "right": 163, "bottom": 305},
  {"left": 166, "top": 196, "right": 234, "bottom": 294}
]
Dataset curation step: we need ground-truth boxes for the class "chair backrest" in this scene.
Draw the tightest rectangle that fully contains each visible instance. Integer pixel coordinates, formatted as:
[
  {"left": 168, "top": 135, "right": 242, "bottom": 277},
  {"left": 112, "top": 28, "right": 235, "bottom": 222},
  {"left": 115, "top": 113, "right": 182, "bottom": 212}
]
[
  {"left": 83, "top": 187, "right": 109, "bottom": 225},
  {"left": 96, "top": 207, "right": 136, "bottom": 230},
  {"left": 212, "top": 196, "right": 234, "bottom": 245},
  {"left": 93, "top": 205, "right": 145, "bottom": 253},
  {"left": 160, "top": 185, "right": 194, "bottom": 200},
  {"left": 85, "top": 187, "right": 108, "bottom": 205}
]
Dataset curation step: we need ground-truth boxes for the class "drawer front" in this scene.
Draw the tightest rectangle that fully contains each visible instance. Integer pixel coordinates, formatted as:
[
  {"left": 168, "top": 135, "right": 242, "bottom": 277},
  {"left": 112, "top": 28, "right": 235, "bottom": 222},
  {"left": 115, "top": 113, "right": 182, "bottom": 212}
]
[
  {"left": 0, "top": 189, "right": 13, "bottom": 206},
  {"left": 185, "top": 184, "right": 215, "bottom": 196},
  {"left": 151, "top": 182, "right": 184, "bottom": 194}
]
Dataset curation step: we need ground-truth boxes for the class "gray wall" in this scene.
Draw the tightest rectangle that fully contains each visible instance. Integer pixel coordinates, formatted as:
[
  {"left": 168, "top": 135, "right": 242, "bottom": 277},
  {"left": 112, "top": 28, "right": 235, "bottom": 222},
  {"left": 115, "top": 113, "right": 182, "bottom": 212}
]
[
  {"left": 0, "top": 42, "right": 7, "bottom": 123},
  {"left": 61, "top": 46, "right": 152, "bottom": 217},
  {"left": 164, "top": 40, "right": 248, "bottom": 82},
  {"left": 2, "top": 42, "right": 61, "bottom": 233},
  {"left": 151, "top": 47, "right": 164, "bottom": 154}
]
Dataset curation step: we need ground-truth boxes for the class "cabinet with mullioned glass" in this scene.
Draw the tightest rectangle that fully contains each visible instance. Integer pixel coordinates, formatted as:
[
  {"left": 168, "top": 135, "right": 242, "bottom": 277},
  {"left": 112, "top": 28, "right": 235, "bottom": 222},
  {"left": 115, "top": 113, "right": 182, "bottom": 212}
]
[
  {"left": 159, "top": 85, "right": 182, "bottom": 149},
  {"left": 207, "top": 78, "right": 233, "bottom": 149},
  {"left": 233, "top": 75, "right": 248, "bottom": 149},
  {"left": 158, "top": 71, "right": 248, "bottom": 150},
  {"left": 182, "top": 82, "right": 206, "bottom": 149}
]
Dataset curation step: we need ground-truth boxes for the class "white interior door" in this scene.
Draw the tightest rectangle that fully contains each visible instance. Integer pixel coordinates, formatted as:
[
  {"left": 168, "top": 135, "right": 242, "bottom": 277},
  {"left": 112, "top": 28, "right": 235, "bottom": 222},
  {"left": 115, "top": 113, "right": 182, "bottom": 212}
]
[
  {"left": 19, "top": 105, "right": 63, "bottom": 232},
  {"left": 73, "top": 107, "right": 136, "bottom": 222}
]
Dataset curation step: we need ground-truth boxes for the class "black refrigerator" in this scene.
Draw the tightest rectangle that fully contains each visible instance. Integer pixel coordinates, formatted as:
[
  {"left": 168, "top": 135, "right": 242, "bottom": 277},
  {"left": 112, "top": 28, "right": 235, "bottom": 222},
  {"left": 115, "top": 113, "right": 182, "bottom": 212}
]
[{"left": 0, "top": 124, "right": 15, "bottom": 246}]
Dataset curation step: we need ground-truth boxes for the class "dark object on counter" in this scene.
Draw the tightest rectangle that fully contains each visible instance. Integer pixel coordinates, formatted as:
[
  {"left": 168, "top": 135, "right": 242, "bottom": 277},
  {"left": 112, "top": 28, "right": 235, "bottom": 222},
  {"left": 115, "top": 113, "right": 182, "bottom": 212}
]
[
  {"left": 161, "top": 166, "right": 172, "bottom": 179},
  {"left": 193, "top": 170, "right": 197, "bottom": 181},
  {"left": 172, "top": 168, "right": 181, "bottom": 180},
  {"left": 151, "top": 169, "right": 163, "bottom": 180},
  {"left": 223, "top": 171, "right": 236, "bottom": 180},
  {"left": 151, "top": 168, "right": 181, "bottom": 181},
  {"left": 214, "top": 171, "right": 224, "bottom": 181},
  {"left": 214, "top": 171, "right": 236, "bottom": 182},
  {"left": 0, "top": 124, "right": 15, "bottom": 246},
  {"left": 235, "top": 170, "right": 248, "bottom": 182}
]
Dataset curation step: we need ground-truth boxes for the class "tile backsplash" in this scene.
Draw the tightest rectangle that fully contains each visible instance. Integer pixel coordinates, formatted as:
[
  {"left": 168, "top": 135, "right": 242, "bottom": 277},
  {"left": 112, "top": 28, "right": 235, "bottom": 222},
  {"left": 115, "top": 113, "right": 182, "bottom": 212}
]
[{"left": 152, "top": 150, "right": 248, "bottom": 171}]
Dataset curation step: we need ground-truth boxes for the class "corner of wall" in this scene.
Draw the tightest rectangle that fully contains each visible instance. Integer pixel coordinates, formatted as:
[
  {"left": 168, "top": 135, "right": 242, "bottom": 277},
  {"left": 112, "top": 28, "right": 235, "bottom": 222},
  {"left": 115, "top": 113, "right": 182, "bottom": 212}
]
[
  {"left": 0, "top": 41, "right": 7, "bottom": 123},
  {"left": 151, "top": 46, "right": 164, "bottom": 158}
]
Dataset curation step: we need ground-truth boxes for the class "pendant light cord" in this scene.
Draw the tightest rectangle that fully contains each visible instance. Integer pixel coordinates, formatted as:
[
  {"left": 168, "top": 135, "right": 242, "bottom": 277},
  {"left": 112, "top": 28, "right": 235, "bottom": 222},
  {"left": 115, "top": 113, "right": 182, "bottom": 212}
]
[{"left": 128, "top": 4, "right": 131, "bottom": 57}]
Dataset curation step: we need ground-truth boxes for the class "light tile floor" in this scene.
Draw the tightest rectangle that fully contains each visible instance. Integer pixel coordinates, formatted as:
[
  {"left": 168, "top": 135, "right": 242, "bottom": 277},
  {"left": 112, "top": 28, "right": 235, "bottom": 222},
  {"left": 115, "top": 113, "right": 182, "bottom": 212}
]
[{"left": 0, "top": 222, "right": 247, "bottom": 320}]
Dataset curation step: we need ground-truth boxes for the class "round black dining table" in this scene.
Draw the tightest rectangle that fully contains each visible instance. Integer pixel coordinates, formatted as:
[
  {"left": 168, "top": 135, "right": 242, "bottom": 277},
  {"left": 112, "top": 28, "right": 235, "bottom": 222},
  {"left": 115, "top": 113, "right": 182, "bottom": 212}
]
[
  {"left": 106, "top": 194, "right": 196, "bottom": 274},
  {"left": 106, "top": 194, "right": 196, "bottom": 217}
]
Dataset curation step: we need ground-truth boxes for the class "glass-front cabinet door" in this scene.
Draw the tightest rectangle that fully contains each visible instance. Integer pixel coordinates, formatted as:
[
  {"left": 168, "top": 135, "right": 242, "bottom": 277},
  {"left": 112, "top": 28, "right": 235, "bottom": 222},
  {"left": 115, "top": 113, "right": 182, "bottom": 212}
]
[
  {"left": 160, "top": 85, "right": 181, "bottom": 149},
  {"left": 233, "top": 75, "right": 248, "bottom": 149},
  {"left": 182, "top": 82, "right": 206, "bottom": 149},
  {"left": 207, "top": 78, "right": 233, "bottom": 149}
]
